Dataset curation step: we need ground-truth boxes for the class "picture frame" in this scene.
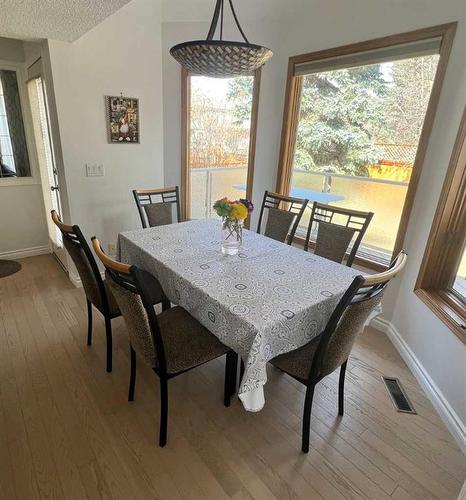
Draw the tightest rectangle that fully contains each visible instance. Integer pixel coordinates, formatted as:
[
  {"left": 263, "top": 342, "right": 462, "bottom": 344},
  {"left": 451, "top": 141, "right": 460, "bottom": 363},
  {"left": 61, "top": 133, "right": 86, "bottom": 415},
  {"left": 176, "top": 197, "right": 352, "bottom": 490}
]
[{"left": 106, "top": 95, "right": 140, "bottom": 143}]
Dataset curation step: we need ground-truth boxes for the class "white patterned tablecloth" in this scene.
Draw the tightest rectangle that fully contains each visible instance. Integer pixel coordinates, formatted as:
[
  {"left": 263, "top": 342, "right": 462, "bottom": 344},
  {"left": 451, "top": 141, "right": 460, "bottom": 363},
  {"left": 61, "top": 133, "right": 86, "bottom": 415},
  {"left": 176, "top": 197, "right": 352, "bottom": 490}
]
[{"left": 118, "top": 218, "right": 358, "bottom": 411}]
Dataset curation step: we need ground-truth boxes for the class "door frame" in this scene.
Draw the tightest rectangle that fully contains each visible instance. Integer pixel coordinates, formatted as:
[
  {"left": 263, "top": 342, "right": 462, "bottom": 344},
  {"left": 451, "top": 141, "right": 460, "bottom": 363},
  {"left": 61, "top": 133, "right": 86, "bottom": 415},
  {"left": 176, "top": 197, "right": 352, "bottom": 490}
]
[{"left": 27, "top": 71, "right": 67, "bottom": 270}]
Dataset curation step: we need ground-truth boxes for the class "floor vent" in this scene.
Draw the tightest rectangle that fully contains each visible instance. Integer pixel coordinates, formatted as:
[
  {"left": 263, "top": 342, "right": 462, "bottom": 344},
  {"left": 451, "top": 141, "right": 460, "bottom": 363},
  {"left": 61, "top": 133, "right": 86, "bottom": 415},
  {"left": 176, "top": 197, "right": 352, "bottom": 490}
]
[{"left": 382, "top": 377, "right": 416, "bottom": 414}]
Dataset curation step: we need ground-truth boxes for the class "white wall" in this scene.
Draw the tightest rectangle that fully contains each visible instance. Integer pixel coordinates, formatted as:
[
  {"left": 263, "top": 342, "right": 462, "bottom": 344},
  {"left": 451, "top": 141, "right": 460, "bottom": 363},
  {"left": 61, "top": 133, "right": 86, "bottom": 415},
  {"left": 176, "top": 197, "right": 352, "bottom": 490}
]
[
  {"left": 0, "top": 36, "right": 24, "bottom": 62},
  {"left": 162, "top": 0, "right": 466, "bottom": 447},
  {"left": 47, "top": 0, "right": 164, "bottom": 261},
  {"left": 382, "top": 37, "right": 466, "bottom": 442},
  {"left": 0, "top": 38, "right": 49, "bottom": 258}
]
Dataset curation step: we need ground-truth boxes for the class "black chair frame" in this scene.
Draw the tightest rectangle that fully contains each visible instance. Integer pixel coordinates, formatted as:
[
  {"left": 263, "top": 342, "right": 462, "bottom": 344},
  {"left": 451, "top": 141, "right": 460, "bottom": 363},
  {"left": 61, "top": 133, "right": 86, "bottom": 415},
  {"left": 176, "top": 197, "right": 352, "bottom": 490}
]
[
  {"left": 103, "top": 259, "right": 238, "bottom": 448},
  {"left": 133, "top": 186, "right": 181, "bottom": 229},
  {"left": 53, "top": 213, "right": 118, "bottom": 373},
  {"left": 274, "top": 252, "right": 405, "bottom": 452},
  {"left": 304, "top": 202, "right": 373, "bottom": 267},
  {"left": 256, "top": 190, "right": 308, "bottom": 245}
]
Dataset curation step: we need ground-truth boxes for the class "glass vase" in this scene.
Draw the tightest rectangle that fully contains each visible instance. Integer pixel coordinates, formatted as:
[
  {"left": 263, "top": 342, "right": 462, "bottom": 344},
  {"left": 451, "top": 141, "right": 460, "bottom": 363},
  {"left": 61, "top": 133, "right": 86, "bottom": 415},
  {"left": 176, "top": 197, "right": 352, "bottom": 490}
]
[{"left": 221, "top": 218, "right": 243, "bottom": 255}]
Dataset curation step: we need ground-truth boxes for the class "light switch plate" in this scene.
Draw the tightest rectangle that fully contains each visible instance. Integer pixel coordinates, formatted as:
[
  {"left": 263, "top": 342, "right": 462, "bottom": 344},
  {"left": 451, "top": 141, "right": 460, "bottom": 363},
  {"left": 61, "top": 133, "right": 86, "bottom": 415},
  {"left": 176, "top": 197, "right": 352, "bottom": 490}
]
[{"left": 85, "top": 163, "right": 104, "bottom": 177}]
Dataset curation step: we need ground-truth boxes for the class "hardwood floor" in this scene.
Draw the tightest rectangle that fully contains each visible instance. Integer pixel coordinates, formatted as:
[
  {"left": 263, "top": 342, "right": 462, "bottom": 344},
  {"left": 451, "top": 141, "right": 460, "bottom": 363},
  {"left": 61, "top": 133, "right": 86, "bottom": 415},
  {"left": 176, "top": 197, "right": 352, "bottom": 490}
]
[{"left": 0, "top": 254, "right": 464, "bottom": 500}]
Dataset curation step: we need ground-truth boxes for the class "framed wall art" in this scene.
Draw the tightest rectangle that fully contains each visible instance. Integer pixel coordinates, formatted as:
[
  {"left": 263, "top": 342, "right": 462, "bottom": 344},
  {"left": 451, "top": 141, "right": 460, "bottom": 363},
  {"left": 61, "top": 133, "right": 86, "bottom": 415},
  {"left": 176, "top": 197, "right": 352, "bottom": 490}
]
[{"left": 106, "top": 95, "right": 139, "bottom": 143}]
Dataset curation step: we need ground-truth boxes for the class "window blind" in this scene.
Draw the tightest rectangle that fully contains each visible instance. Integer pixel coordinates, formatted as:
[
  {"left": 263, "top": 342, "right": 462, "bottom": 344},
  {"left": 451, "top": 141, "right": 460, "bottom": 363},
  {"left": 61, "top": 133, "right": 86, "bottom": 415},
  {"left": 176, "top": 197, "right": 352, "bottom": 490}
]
[{"left": 294, "top": 37, "right": 441, "bottom": 76}]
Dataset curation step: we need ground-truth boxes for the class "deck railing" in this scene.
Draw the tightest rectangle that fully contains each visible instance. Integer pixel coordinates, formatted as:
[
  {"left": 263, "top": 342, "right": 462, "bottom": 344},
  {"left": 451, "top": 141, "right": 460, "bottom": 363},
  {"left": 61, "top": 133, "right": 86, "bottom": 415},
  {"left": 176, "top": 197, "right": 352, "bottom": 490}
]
[{"left": 191, "top": 166, "right": 409, "bottom": 262}]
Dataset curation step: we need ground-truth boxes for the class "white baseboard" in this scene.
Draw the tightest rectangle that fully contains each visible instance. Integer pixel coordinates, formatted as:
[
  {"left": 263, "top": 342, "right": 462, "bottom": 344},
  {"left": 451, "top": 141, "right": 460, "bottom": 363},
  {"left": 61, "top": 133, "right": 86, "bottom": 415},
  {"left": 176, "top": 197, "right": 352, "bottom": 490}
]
[
  {"left": 68, "top": 271, "right": 81, "bottom": 288},
  {"left": 371, "top": 316, "right": 466, "bottom": 455},
  {"left": 0, "top": 245, "right": 51, "bottom": 260},
  {"left": 69, "top": 270, "right": 105, "bottom": 288}
]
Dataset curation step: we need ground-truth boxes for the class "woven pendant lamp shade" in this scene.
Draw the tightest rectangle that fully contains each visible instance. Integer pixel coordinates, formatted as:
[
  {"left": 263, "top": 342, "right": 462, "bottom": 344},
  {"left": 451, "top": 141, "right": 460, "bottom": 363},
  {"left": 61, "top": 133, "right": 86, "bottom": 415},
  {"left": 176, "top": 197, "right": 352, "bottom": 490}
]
[{"left": 170, "top": 0, "right": 273, "bottom": 78}]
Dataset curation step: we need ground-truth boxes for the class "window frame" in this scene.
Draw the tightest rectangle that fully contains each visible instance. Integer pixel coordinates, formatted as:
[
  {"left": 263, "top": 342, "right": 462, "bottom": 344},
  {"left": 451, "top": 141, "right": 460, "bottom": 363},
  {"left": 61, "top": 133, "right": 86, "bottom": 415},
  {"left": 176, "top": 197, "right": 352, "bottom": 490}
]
[
  {"left": 0, "top": 60, "right": 39, "bottom": 186},
  {"left": 180, "top": 67, "right": 262, "bottom": 225},
  {"left": 0, "top": 73, "right": 17, "bottom": 173},
  {"left": 415, "top": 107, "right": 466, "bottom": 344},
  {"left": 276, "top": 23, "right": 457, "bottom": 270}
]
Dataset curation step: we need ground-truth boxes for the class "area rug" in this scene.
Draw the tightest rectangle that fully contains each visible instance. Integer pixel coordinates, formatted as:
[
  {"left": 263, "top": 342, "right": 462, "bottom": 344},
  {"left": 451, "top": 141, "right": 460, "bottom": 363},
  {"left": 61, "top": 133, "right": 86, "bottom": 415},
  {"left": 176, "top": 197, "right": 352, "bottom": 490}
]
[{"left": 0, "top": 259, "right": 22, "bottom": 278}]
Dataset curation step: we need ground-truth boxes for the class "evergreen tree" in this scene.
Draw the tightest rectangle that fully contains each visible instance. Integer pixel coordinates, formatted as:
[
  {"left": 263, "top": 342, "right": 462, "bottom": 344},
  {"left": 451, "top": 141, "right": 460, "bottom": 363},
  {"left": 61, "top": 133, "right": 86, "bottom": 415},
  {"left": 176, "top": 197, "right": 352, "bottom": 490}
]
[
  {"left": 295, "top": 65, "right": 387, "bottom": 176},
  {"left": 226, "top": 76, "right": 254, "bottom": 125}
]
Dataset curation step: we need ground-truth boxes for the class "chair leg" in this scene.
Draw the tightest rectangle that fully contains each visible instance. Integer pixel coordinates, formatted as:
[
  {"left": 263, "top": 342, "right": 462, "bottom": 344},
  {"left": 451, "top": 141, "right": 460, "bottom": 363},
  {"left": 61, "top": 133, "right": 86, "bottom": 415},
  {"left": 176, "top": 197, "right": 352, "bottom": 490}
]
[
  {"left": 338, "top": 360, "right": 348, "bottom": 416},
  {"left": 302, "top": 383, "right": 316, "bottom": 453},
  {"left": 224, "top": 351, "right": 238, "bottom": 406},
  {"left": 229, "top": 352, "right": 238, "bottom": 397},
  {"left": 104, "top": 316, "right": 113, "bottom": 373},
  {"left": 159, "top": 377, "right": 168, "bottom": 447},
  {"left": 162, "top": 299, "right": 171, "bottom": 311},
  {"left": 128, "top": 345, "right": 136, "bottom": 402},
  {"left": 86, "top": 299, "right": 93, "bottom": 346}
]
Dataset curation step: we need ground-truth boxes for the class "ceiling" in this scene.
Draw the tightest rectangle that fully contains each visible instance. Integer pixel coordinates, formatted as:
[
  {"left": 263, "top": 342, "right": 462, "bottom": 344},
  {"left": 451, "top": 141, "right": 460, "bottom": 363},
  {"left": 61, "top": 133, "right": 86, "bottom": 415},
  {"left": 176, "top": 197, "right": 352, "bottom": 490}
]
[
  {"left": 0, "top": 0, "right": 130, "bottom": 42},
  {"left": 0, "top": 0, "right": 313, "bottom": 43},
  {"left": 161, "top": 0, "right": 312, "bottom": 23}
]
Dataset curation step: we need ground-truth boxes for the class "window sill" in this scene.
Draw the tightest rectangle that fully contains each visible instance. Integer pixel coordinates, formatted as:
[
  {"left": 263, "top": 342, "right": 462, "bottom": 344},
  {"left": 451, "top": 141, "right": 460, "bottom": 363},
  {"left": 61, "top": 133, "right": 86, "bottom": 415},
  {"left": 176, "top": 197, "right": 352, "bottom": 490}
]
[
  {"left": 352, "top": 255, "right": 387, "bottom": 273},
  {"left": 0, "top": 176, "right": 40, "bottom": 187},
  {"left": 292, "top": 234, "right": 388, "bottom": 273},
  {"left": 414, "top": 288, "right": 466, "bottom": 344}
]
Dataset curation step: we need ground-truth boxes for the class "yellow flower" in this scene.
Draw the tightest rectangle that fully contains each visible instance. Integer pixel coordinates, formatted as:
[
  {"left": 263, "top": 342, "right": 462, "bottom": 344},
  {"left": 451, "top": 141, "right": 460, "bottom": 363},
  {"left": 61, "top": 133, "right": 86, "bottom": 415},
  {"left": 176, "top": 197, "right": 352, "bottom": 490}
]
[{"left": 230, "top": 202, "right": 248, "bottom": 221}]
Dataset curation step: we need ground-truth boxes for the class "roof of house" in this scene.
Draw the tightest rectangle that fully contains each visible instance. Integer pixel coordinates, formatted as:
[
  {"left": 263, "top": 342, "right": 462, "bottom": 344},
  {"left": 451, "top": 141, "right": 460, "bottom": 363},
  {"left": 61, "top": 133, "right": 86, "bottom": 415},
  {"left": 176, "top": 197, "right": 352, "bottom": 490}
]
[{"left": 376, "top": 143, "right": 417, "bottom": 166}]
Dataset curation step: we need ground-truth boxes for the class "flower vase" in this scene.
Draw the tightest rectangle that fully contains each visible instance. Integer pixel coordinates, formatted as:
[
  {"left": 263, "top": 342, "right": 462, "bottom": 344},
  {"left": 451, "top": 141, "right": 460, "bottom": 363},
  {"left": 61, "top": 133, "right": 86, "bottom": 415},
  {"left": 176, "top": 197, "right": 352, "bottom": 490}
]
[{"left": 221, "top": 219, "right": 243, "bottom": 255}]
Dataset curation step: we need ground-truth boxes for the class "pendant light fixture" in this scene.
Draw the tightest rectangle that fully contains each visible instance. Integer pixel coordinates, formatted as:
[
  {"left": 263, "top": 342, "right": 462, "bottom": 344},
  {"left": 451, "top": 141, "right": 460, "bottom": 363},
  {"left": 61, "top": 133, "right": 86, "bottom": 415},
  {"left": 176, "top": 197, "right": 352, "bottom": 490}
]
[{"left": 170, "top": 0, "right": 273, "bottom": 78}]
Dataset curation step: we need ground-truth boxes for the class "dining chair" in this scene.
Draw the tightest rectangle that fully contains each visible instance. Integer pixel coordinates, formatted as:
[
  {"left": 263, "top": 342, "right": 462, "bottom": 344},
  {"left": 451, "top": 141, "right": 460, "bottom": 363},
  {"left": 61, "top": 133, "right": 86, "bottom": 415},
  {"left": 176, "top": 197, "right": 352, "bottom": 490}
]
[
  {"left": 91, "top": 237, "right": 238, "bottom": 447},
  {"left": 304, "top": 202, "right": 373, "bottom": 267},
  {"left": 51, "top": 210, "right": 170, "bottom": 373},
  {"left": 269, "top": 251, "right": 407, "bottom": 453},
  {"left": 257, "top": 191, "right": 308, "bottom": 245},
  {"left": 133, "top": 186, "right": 181, "bottom": 228},
  {"left": 51, "top": 210, "right": 121, "bottom": 372}
]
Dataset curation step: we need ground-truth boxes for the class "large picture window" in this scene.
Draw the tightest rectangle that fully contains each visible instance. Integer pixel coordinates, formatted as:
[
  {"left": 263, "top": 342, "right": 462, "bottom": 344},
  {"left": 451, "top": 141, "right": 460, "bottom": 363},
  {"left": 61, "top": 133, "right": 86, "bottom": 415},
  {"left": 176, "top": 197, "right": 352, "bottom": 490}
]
[
  {"left": 181, "top": 69, "right": 260, "bottom": 223},
  {"left": 416, "top": 108, "right": 466, "bottom": 343},
  {"left": 277, "top": 24, "right": 456, "bottom": 268}
]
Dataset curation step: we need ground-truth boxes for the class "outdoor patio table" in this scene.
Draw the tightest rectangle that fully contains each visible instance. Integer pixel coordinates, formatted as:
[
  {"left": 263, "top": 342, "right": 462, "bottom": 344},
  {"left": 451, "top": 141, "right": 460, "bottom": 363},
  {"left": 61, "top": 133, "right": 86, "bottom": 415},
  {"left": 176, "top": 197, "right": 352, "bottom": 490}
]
[
  {"left": 118, "top": 218, "right": 358, "bottom": 412},
  {"left": 232, "top": 183, "right": 345, "bottom": 204}
]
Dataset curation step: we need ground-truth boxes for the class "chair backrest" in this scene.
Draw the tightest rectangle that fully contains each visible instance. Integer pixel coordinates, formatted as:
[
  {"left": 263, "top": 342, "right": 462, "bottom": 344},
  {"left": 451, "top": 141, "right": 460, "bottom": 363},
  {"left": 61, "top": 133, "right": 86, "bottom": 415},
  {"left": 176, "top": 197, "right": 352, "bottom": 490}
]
[
  {"left": 91, "top": 237, "right": 168, "bottom": 373},
  {"left": 304, "top": 202, "right": 373, "bottom": 267},
  {"left": 257, "top": 191, "right": 308, "bottom": 245},
  {"left": 51, "top": 210, "right": 109, "bottom": 313},
  {"left": 133, "top": 186, "right": 181, "bottom": 229},
  {"left": 309, "top": 251, "right": 407, "bottom": 381}
]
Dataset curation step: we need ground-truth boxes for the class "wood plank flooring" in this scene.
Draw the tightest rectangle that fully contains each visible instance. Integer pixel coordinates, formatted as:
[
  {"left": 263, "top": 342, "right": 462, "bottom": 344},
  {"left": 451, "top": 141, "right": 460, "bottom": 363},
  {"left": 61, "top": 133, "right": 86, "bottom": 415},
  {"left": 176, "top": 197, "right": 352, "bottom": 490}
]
[{"left": 0, "top": 254, "right": 464, "bottom": 499}]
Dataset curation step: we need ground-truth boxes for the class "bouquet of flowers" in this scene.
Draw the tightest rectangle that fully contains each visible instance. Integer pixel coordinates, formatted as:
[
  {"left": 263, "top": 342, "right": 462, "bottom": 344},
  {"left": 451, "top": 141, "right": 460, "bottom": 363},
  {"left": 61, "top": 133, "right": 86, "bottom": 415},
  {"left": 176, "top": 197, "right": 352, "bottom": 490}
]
[{"left": 213, "top": 198, "right": 254, "bottom": 254}]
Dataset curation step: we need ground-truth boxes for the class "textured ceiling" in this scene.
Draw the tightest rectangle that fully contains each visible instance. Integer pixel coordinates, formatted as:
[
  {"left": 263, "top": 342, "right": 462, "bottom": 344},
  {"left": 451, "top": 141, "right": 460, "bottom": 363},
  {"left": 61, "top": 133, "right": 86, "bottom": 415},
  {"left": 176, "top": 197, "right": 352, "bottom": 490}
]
[
  {"left": 161, "top": 0, "right": 314, "bottom": 23},
  {"left": 0, "top": 0, "right": 317, "bottom": 43},
  {"left": 0, "top": 0, "right": 131, "bottom": 42}
]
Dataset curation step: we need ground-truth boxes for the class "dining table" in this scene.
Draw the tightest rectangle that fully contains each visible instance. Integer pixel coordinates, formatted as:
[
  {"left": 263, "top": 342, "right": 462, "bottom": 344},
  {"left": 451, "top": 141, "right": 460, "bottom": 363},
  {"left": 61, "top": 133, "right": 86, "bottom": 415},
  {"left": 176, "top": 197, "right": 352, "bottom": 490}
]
[{"left": 118, "top": 218, "right": 359, "bottom": 412}]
